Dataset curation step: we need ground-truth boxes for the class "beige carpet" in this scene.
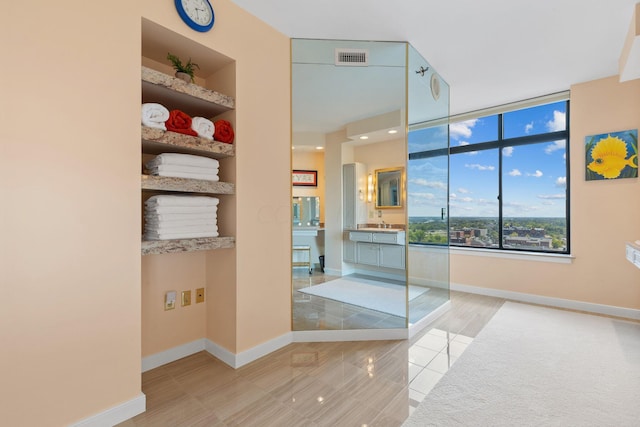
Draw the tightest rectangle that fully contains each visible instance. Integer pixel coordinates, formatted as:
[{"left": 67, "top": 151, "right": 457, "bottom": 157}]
[{"left": 403, "top": 301, "right": 640, "bottom": 426}]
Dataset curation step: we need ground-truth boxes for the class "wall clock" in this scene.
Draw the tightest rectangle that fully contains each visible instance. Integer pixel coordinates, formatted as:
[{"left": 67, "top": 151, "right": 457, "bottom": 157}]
[{"left": 175, "top": 0, "right": 215, "bottom": 32}]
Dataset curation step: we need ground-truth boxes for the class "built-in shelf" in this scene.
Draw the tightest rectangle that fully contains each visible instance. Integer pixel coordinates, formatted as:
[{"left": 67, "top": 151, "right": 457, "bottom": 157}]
[
  {"left": 142, "top": 236, "right": 235, "bottom": 255},
  {"left": 142, "top": 126, "right": 235, "bottom": 159},
  {"left": 142, "top": 66, "right": 234, "bottom": 117},
  {"left": 141, "top": 175, "right": 234, "bottom": 194},
  {"left": 626, "top": 241, "right": 640, "bottom": 269}
]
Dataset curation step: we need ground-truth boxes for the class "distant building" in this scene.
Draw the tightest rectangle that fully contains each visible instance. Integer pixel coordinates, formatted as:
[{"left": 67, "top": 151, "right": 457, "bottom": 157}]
[{"left": 503, "top": 236, "right": 552, "bottom": 249}]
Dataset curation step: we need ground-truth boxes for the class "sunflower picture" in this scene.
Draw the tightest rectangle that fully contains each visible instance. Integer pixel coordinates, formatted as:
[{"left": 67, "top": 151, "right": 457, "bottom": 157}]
[{"left": 585, "top": 129, "right": 638, "bottom": 180}]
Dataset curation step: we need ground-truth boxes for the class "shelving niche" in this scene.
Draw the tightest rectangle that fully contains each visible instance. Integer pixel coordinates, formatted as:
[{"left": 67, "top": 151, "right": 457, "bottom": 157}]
[{"left": 141, "top": 67, "right": 236, "bottom": 256}]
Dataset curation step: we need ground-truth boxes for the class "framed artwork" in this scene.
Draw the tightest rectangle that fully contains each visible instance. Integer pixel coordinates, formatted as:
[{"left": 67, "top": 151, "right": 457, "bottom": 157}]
[
  {"left": 585, "top": 129, "right": 638, "bottom": 181},
  {"left": 292, "top": 170, "right": 318, "bottom": 186}
]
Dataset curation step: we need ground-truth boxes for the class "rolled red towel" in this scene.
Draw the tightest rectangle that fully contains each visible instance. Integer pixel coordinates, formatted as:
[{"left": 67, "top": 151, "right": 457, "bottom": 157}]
[
  {"left": 214, "top": 119, "right": 235, "bottom": 144},
  {"left": 165, "top": 110, "right": 198, "bottom": 137}
]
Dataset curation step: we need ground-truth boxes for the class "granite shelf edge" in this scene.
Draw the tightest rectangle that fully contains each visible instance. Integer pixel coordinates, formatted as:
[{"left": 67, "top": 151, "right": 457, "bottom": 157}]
[
  {"left": 141, "top": 126, "right": 235, "bottom": 158},
  {"left": 141, "top": 236, "right": 235, "bottom": 255},
  {"left": 141, "top": 175, "right": 235, "bottom": 194},
  {"left": 142, "top": 66, "right": 235, "bottom": 110}
]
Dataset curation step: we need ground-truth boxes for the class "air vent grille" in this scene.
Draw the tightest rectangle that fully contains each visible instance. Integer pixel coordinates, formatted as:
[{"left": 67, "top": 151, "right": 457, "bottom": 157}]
[{"left": 335, "top": 49, "right": 369, "bottom": 66}]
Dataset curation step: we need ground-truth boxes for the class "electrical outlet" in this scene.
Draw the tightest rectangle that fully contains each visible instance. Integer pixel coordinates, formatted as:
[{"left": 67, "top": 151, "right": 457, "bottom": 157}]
[
  {"left": 195, "top": 287, "right": 205, "bottom": 303},
  {"left": 181, "top": 290, "right": 192, "bottom": 307},
  {"left": 164, "top": 291, "right": 177, "bottom": 311}
]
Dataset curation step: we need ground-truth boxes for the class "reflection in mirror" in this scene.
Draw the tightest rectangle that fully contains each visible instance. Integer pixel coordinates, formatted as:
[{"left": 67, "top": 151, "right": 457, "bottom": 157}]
[
  {"left": 375, "top": 167, "right": 403, "bottom": 209},
  {"left": 293, "top": 196, "right": 320, "bottom": 227}
]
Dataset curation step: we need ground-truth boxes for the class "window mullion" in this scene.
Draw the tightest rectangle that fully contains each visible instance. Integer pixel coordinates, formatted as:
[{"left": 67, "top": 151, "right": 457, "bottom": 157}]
[{"left": 498, "top": 113, "right": 504, "bottom": 250}]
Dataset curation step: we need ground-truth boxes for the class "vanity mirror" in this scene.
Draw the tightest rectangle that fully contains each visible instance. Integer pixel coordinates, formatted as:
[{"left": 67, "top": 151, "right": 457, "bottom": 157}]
[
  {"left": 375, "top": 167, "right": 403, "bottom": 209},
  {"left": 292, "top": 196, "right": 320, "bottom": 226}
]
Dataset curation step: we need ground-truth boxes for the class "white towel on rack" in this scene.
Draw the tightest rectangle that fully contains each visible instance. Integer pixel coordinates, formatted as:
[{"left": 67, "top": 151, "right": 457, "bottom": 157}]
[
  {"left": 145, "top": 218, "right": 217, "bottom": 228},
  {"left": 145, "top": 224, "right": 218, "bottom": 234},
  {"left": 141, "top": 103, "right": 170, "bottom": 130},
  {"left": 191, "top": 117, "right": 215, "bottom": 140},
  {"left": 146, "top": 153, "right": 219, "bottom": 169},
  {"left": 146, "top": 195, "right": 219, "bottom": 207}
]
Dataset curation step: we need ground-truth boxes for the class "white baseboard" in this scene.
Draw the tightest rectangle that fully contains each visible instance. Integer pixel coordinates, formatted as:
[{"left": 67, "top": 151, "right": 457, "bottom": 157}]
[
  {"left": 70, "top": 393, "right": 146, "bottom": 427},
  {"left": 142, "top": 339, "right": 206, "bottom": 373},
  {"left": 451, "top": 282, "right": 640, "bottom": 320},
  {"left": 205, "top": 333, "right": 294, "bottom": 368},
  {"left": 292, "top": 328, "right": 408, "bottom": 341}
]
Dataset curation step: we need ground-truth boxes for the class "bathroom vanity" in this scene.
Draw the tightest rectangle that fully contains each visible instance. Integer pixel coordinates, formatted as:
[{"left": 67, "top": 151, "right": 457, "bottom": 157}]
[{"left": 344, "top": 228, "right": 406, "bottom": 269}]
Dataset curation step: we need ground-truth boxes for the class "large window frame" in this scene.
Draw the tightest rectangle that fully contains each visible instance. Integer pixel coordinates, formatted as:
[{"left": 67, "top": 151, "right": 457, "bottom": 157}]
[{"left": 409, "top": 97, "right": 570, "bottom": 255}]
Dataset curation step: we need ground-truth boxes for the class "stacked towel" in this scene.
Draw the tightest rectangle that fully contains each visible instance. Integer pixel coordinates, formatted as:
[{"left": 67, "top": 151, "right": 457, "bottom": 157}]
[
  {"left": 144, "top": 195, "right": 219, "bottom": 240},
  {"left": 141, "top": 103, "right": 170, "bottom": 130},
  {"left": 145, "top": 153, "right": 220, "bottom": 181},
  {"left": 191, "top": 117, "right": 215, "bottom": 140}
]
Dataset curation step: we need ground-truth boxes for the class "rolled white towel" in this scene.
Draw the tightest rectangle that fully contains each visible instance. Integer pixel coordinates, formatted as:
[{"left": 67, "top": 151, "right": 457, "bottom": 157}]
[
  {"left": 148, "top": 164, "right": 219, "bottom": 174},
  {"left": 145, "top": 218, "right": 217, "bottom": 228},
  {"left": 146, "top": 195, "right": 219, "bottom": 207},
  {"left": 145, "top": 224, "right": 218, "bottom": 234},
  {"left": 141, "top": 103, "right": 170, "bottom": 130},
  {"left": 191, "top": 117, "right": 215, "bottom": 140},
  {"left": 146, "top": 153, "right": 219, "bottom": 169},
  {"left": 145, "top": 206, "right": 218, "bottom": 215}
]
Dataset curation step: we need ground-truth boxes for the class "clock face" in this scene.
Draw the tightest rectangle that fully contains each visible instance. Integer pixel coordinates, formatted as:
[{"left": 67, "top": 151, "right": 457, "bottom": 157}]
[{"left": 176, "top": 0, "right": 215, "bottom": 32}]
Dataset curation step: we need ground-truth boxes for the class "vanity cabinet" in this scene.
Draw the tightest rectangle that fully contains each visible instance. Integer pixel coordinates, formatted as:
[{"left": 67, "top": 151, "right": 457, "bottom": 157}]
[
  {"left": 344, "top": 230, "right": 406, "bottom": 269},
  {"left": 140, "top": 66, "right": 236, "bottom": 255}
]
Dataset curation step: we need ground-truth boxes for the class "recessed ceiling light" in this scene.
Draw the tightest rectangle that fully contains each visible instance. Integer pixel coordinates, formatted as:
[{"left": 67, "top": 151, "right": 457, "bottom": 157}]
[
  {"left": 388, "top": 129, "right": 398, "bottom": 134},
  {"left": 359, "top": 135, "right": 369, "bottom": 140},
  {"left": 315, "top": 146, "right": 324, "bottom": 150}
]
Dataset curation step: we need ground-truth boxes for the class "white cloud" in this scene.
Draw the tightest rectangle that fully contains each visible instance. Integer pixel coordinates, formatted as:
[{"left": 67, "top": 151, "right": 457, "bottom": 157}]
[
  {"left": 555, "top": 176, "right": 566, "bottom": 188},
  {"left": 502, "top": 146, "right": 514, "bottom": 157},
  {"left": 527, "top": 170, "right": 543, "bottom": 178},
  {"left": 450, "top": 119, "right": 478, "bottom": 140},
  {"left": 546, "top": 110, "right": 566, "bottom": 132},
  {"left": 525, "top": 122, "right": 534, "bottom": 134},
  {"left": 409, "top": 178, "right": 447, "bottom": 190},
  {"left": 538, "top": 194, "right": 566, "bottom": 200},
  {"left": 465, "top": 163, "right": 495, "bottom": 171},
  {"left": 460, "top": 197, "right": 473, "bottom": 202},
  {"left": 508, "top": 169, "right": 522, "bottom": 176},
  {"left": 459, "top": 141, "right": 478, "bottom": 155},
  {"left": 411, "top": 192, "right": 436, "bottom": 200},
  {"left": 450, "top": 193, "right": 457, "bottom": 199},
  {"left": 457, "top": 187, "right": 471, "bottom": 194},
  {"left": 545, "top": 140, "right": 566, "bottom": 154}
]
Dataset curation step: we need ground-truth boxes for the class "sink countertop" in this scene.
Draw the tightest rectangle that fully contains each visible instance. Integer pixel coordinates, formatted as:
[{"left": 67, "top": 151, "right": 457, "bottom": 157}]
[{"left": 349, "top": 227, "right": 405, "bottom": 233}]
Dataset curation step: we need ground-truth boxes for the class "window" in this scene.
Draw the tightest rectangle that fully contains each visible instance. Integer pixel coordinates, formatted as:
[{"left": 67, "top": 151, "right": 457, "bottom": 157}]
[{"left": 409, "top": 99, "right": 570, "bottom": 254}]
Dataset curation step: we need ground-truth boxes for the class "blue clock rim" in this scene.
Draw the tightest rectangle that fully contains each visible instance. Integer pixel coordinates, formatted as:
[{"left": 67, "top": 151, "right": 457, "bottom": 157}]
[{"left": 174, "top": 0, "right": 215, "bottom": 32}]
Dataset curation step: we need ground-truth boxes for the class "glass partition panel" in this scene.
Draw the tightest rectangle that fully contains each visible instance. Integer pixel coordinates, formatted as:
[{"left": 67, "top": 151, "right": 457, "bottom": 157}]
[{"left": 407, "top": 45, "right": 450, "bottom": 326}]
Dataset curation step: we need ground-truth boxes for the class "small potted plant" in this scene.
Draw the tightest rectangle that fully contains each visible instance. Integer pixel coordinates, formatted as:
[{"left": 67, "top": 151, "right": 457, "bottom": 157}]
[{"left": 167, "top": 53, "right": 200, "bottom": 83}]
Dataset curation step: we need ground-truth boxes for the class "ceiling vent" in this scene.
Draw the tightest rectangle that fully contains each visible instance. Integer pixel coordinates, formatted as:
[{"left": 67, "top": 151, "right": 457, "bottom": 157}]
[{"left": 335, "top": 48, "right": 369, "bottom": 66}]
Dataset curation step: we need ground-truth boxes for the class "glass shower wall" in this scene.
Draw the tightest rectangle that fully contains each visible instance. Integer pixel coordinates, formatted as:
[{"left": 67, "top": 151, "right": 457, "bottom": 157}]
[{"left": 406, "top": 45, "right": 451, "bottom": 326}]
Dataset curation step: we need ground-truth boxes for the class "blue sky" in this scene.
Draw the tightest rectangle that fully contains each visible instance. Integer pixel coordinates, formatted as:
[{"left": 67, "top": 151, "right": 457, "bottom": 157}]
[{"left": 408, "top": 101, "right": 567, "bottom": 218}]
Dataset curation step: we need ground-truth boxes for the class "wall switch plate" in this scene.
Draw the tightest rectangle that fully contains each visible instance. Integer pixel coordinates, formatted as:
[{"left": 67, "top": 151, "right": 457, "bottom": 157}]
[
  {"left": 165, "top": 291, "right": 177, "bottom": 311},
  {"left": 181, "top": 290, "right": 192, "bottom": 307},
  {"left": 195, "top": 287, "right": 205, "bottom": 303}
]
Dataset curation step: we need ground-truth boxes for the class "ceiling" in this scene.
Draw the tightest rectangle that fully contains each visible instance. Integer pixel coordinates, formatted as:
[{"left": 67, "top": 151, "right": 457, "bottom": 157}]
[{"left": 230, "top": 0, "right": 638, "bottom": 117}]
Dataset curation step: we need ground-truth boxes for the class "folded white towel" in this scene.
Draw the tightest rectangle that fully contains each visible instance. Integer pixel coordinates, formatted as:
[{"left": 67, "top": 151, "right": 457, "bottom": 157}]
[
  {"left": 145, "top": 218, "right": 217, "bottom": 228},
  {"left": 148, "top": 164, "right": 219, "bottom": 174},
  {"left": 146, "top": 153, "right": 219, "bottom": 169},
  {"left": 191, "top": 117, "right": 215, "bottom": 140},
  {"left": 146, "top": 195, "right": 219, "bottom": 207},
  {"left": 144, "top": 230, "right": 220, "bottom": 240},
  {"left": 145, "top": 224, "right": 218, "bottom": 234},
  {"left": 149, "top": 171, "right": 220, "bottom": 181},
  {"left": 141, "top": 103, "right": 170, "bottom": 130},
  {"left": 144, "top": 212, "right": 217, "bottom": 222},
  {"left": 145, "top": 206, "right": 218, "bottom": 215}
]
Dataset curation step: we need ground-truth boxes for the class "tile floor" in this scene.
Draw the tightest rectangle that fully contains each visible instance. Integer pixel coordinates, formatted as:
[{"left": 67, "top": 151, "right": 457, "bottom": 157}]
[{"left": 119, "top": 290, "right": 506, "bottom": 426}]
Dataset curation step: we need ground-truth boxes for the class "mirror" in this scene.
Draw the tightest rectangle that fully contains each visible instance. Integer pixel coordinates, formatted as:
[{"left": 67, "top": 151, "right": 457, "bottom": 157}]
[
  {"left": 293, "top": 196, "right": 320, "bottom": 227},
  {"left": 375, "top": 167, "right": 403, "bottom": 209}
]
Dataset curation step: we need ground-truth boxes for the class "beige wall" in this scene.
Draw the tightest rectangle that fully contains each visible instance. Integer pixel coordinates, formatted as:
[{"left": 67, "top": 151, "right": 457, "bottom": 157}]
[
  {"left": 0, "top": 2, "right": 142, "bottom": 426},
  {"left": 1, "top": 0, "right": 290, "bottom": 424},
  {"left": 451, "top": 75, "right": 640, "bottom": 310}
]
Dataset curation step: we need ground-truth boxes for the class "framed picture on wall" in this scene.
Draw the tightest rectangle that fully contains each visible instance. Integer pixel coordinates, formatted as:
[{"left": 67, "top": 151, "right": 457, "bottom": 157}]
[{"left": 292, "top": 170, "right": 318, "bottom": 186}]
